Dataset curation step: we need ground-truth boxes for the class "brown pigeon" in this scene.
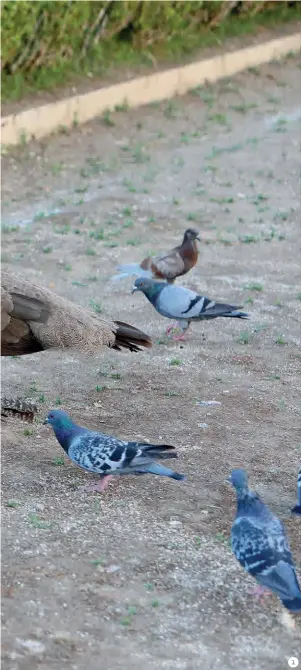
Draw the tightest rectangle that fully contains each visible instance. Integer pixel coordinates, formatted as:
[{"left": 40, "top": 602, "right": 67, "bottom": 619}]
[
  {"left": 111, "top": 228, "right": 200, "bottom": 283},
  {"left": 1, "top": 269, "right": 151, "bottom": 356}
]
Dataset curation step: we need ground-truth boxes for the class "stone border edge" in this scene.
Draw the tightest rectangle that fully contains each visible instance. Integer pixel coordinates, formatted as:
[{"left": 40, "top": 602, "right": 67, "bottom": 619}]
[{"left": 1, "top": 33, "right": 300, "bottom": 147}]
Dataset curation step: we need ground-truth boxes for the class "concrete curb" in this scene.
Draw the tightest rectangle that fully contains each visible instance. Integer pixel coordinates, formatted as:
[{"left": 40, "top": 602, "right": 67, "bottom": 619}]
[{"left": 1, "top": 32, "right": 300, "bottom": 147}]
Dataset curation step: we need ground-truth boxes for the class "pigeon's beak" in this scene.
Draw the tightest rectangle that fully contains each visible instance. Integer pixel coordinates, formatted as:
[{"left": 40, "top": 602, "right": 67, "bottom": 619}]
[
  {"left": 43, "top": 417, "right": 49, "bottom": 425},
  {"left": 196, "top": 235, "right": 201, "bottom": 241},
  {"left": 131, "top": 286, "right": 138, "bottom": 294}
]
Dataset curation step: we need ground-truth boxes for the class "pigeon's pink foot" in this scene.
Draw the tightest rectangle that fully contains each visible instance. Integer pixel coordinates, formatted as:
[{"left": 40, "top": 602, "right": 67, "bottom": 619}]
[
  {"left": 248, "top": 585, "right": 270, "bottom": 601},
  {"left": 82, "top": 475, "right": 114, "bottom": 493},
  {"left": 172, "top": 332, "right": 187, "bottom": 342},
  {"left": 166, "top": 322, "right": 180, "bottom": 336}
]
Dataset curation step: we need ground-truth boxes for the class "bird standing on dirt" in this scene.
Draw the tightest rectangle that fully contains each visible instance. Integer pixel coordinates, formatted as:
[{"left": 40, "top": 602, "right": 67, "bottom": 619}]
[
  {"left": 227, "top": 469, "right": 301, "bottom": 613},
  {"left": 1, "top": 269, "right": 151, "bottom": 355},
  {"left": 132, "top": 277, "right": 248, "bottom": 340},
  {"left": 44, "top": 409, "right": 185, "bottom": 492},
  {"left": 291, "top": 464, "right": 301, "bottom": 515},
  {"left": 111, "top": 228, "right": 200, "bottom": 283}
]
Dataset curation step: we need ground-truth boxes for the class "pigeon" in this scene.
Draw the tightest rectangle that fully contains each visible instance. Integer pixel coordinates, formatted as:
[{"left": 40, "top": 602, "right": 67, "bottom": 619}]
[
  {"left": 132, "top": 277, "right": 248, "bottom": 340},
  {"left": 44, "top": 409, "right": 185, "bottom": 492},
  {"left": 1, "top": 396, "right": 38, "bottom": 423},
  {"left": 1, "top": 269, "right": 151, "bottom": 355},
  {"left": 227, "top": 468, "right": 301, "bottom": 613},
  {"left": 111, "top": 228, "right": 200, "bottom": 283},
  {"left": 291, "top": 464, "right": 301, "bottom": 515}
]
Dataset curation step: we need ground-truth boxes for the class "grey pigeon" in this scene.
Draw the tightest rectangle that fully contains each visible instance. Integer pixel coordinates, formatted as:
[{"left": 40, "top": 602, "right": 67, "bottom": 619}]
[
  {"left": 44, "top": 409, "right": 185, "bottom": 492},
  {"left": 291, "top": 463, "right": 301, "bottom": 515},
  {"left": 132, "top": 277, "right": 248, "bottom": 340},
  {"left": 228, "top": 469, "right": 301, "bottom": 612}
]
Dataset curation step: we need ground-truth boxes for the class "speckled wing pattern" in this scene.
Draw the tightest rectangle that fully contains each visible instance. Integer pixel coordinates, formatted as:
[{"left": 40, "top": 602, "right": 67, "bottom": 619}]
[
  {"left": 231, "top": 510, "right": 300, "bottom": 602},
  {"left": 68, "top": 433, "right": 153, "bottom": 475}
]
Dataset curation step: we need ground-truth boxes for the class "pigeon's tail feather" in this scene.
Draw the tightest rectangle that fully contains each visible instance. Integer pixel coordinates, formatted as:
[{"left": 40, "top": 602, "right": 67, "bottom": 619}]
[
  {"left": 281, "top": 595, "right": 301, "bottom": 613},
  {"left": 205, "top": 302, "right": 249, "bottom": 319},
  {"left": 139, "top": 443, "right": 177, "bottom": 460},
  {"left": 258, "top": 561, "right": 301, "bottom": 605},
  {"left": 111, "top": 264, "right": 152, "bottom": 282},
  {"left": 113, "top": 321, "right": 152, "bottom": 352},
  {"left": 223, "top": 310, "right": 249, "bottom": 319},
  {"left": 291, "top": 505, "right": 301, "bottom": 515},
  {"left": 136, "top": 462, "right": 185, "bottom": 480}
]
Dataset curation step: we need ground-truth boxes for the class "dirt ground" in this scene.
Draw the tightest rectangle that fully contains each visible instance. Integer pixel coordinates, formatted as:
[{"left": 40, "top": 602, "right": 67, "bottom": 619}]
[{"left": 1, "top": 54, "right": 301, "bottom": 670}]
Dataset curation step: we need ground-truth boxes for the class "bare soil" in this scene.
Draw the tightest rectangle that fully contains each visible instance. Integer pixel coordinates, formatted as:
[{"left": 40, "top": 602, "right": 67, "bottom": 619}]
[{"left": 1, "top": 55, "right": 301, "bottom": 670}]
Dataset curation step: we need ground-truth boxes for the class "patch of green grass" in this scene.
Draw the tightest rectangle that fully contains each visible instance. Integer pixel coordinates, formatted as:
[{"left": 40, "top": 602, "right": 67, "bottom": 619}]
[
  {"left": 102, "top": 109, "right": 115, "bottom": 126},
  {"left": 230, "top": 102, "right": 258, "bottom": 113},
  {"left": 144, "top": 582, "right": 155, "bottom": 591},
  {"left": 126, "top": 238, "right": 140, "bottom": 246},
  {"left": 23, "top": 428, "right": 34, "bottom": 436},
  {"left": 6, "top": 500, "right": 20, "bottom": 508},
  {"left": 89, "top": 299, "right": 102, "bottom": 313},
  {"left": 52, "top": 456, "right": 65, "bottom": 466},
  {"left": 251, "top": 194, "right": 268, "bottom": 206},
  {"left": 122, "top": 207, "right": 132, "bottom": 216},
  {"left": 95, "top": 385, "right": 107, "bottom": 392},
  {"left": 275, "top": 336, "right": 287, "bottom": 345},
  {"left": 42, "top": 245, "right": 53, "bottom": 254},
  {"left": 85, "top": 248, "right": 97, "bottom": 256},
  {"left": 38, "top": 394, "right": 46, "bottom": 403},
  {"left": 238, "top": 331, "right": 252, "bottom": 345},
  {"left": 151, "top": 599, "right": 160, "bottom": 607},
  {"left": 55, "top": 396, "right": 62, "bottom": 405},
  {"left": 239, "top": 235, "right": 259, "bottom": 244},
  {"left": 110, "top": 372, "right": 121, "bottom": 380},
  {"left": 91, "top": 558, "right": 104, "bottom": 566},
  {"left": 2, "top": 223, "right": 20, "bottom": 233},
  {"left": 169, "top": 358, "right": 182, "bottom": 366},
  {"left": 122, "top": 219, "right": 134, "bottom": 229},
  {"left": 244, "top": 283, "right": 263, "bottom": 292},
  {"left": 29, "top": 514, "right": 52, "bottom": 529},
  {"left": 164, "top": 99, "right": 179, "bottom": 118},
  {"left": 208, "top": 112, "right": 228, "bottom": 125},
  {"left": 131, "top": 143, "right": 150, "bottom": 164},
  {"left": 89, "top": 228, "right": 105, "bottom": 240},
  {"left": 115, "top": 99, "right": 129, "bottom": 112}
]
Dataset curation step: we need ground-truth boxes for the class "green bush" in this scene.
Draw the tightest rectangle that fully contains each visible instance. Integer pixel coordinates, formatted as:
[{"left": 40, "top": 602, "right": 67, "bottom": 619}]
[{"left": 1, "top": 1, "right": 299, "bottom": 100}]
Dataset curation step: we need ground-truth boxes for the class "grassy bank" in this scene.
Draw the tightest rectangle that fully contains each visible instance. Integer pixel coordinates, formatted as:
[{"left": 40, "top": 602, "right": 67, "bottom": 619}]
[{"left": 2, "top": 1, "right": 300, "bottom": 102}]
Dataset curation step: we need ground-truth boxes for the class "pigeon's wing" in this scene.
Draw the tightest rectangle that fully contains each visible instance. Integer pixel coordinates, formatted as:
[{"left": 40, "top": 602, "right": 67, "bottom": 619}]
[
  {"left": 156, "top": 284, "right": 211, "bottom": 320},
  {"left": 151, "top": 250, "right": 185, "bottom": 281},
  {"left": 1, "top": 284, "right": 49, "bottom": 356},
  {"left": 68, "top": 432, "right": 129, "bottom": 474},
  {"left": 231, "top": 516, "right": 300, "bottom": 601}
]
